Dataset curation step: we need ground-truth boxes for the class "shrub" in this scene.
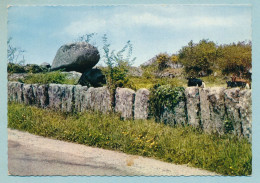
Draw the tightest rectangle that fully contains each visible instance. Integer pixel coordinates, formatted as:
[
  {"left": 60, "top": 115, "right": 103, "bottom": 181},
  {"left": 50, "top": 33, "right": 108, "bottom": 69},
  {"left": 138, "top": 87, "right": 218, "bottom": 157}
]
[
  {"left": 156, "top": 53, "right": 171, "bottom": 71},
  {"left": 101, "top": 34, "right": 136, "bottom": 107},
  {"left": 7, "top": 63, "right": 26, "bottom": 73},
  {"left": 24, "top": 64, "right": 47, "bottom": 73},
  {"left": 149, "top": 84, "right": 186, "bottom": 122}
]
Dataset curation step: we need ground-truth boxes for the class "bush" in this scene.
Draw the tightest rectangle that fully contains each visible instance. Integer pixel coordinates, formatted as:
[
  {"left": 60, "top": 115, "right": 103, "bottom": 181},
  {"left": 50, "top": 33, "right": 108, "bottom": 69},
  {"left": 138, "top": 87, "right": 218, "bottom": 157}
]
[
  {"left": 156, "top": 53, "right": 171, "bottom": 71},
  {"left": 101, "top": 34, "right": 136, "bottom": 107},
  {"left": 149, "top": 84, "right": 186, "bottom": 122},
  {"left": 24, "top": 64, "right": 48, "bottom": 73},
  {"left": 7, "top": 63, "right": 26, "bottom": 73},
  {"left": 7, "top": 63, "right": 50, "bottom": 74}
]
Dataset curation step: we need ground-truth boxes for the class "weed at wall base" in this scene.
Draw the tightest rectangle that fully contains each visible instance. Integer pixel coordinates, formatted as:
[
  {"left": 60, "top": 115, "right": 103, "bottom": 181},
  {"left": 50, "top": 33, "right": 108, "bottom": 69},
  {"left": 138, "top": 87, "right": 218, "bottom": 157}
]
[{"left": 8, "top": 102, "right": 252, "bottom": 176}]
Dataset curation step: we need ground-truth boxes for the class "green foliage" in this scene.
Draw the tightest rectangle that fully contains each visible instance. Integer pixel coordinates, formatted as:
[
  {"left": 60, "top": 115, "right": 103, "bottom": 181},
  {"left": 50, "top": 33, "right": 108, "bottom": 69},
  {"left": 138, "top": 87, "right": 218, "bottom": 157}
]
[
  {"left": 149, "top": 84, "right": 186, "bottom": 121},
  {"left": 170, "top": 54, "right": 178, "bottom": 63},
  {"left": 7, "top": 63, "right": 26, "bottom": 73},
  {"left": 179, "top": 39, "right": 217, "bottom": 77},
  {"left": 8, "top": 103, "right": 252, "bottom": 176},
  {"left": 224, "top": 119, "right": 234, "bottom": 134},
  {"left": 101, "top": 34, "right": 136, "bottom": 106},
  {"left": 141, "top": 53, "right": 182, "bottom": 79},
  {"left": 217, "top": 41, "right": 252, "bottom": 79},
  {"left": 24, "top": 64, "right": 48, "bottom": 73},
  {"left": 156, "top": 53, "right": 171, "bottom": 71},
  {"left": 129, "top": 76, "right": 186, "bottom": 90},
  {"left": 141, "top": 65, "right": 157, "bottom": 79},
  {"left": 20, "top": 71, "right": 78, "bottom": 85},
  {"left": 7, "top": 63, "right": 50, "bottom": 74},
  {"left": 199, "top": 75, "right": 227, "bottom": 87}
]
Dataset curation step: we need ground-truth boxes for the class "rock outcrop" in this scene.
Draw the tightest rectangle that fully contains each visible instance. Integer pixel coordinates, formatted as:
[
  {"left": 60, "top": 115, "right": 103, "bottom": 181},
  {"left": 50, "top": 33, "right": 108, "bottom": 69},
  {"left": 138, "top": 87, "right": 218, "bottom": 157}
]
[
  {"left": 62, "top": 71, "right": 82, "bottom": 81},
  {"left": 51, "top": 42, "right": 100, "bottom": 73},
  {"left": 40, "top": 62, "right": 51, "bottom": 69}
]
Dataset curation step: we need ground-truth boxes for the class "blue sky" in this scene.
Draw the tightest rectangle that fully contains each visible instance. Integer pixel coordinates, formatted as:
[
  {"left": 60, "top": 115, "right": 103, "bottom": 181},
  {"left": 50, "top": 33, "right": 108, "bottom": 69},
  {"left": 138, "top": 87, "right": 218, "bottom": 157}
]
[{"left": 8, "top": 5, "right": 251, "bottom": 66}]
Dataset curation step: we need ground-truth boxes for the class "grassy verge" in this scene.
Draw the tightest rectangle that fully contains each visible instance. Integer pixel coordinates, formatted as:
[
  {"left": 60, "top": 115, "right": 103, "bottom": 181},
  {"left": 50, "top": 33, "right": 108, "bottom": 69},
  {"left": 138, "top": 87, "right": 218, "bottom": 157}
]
[{"left": 8, "top": 103, "right": 251, "bottom": 176}]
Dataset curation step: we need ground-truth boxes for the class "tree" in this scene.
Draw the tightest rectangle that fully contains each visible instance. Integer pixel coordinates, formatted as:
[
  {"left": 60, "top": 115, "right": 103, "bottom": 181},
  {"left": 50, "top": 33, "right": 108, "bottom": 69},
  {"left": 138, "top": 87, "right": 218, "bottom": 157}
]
[
  {"left": 216, "top": 41, "right": 251, "bottom": 79},
  {"left": 156, "top": 53, "right": 171, "bottom": 71},
  {"left": 7, "top": 37, "right": 27, "bottom": 73},
  {"left": 179, "top": 39, "right": 217, "bottom": 77},
  {"left": 101, "top": 34, "right": 136, "bottom": 108},
  {"left": 7, "top": 37, "right": 25, "bottom": 65}
]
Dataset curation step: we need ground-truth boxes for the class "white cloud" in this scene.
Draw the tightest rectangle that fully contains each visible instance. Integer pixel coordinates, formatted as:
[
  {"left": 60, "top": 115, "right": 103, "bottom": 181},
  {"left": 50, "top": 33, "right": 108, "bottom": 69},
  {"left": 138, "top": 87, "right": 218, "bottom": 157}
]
[{"left": 63, "top": 10, "right": 249, "bottom": 37}]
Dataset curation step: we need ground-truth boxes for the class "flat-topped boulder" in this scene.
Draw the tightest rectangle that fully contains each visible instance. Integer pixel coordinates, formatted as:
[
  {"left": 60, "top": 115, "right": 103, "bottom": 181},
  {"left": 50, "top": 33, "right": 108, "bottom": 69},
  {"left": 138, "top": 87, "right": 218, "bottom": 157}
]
[{"left": 51, "top": 42, "right": 100, "bottom": 73}]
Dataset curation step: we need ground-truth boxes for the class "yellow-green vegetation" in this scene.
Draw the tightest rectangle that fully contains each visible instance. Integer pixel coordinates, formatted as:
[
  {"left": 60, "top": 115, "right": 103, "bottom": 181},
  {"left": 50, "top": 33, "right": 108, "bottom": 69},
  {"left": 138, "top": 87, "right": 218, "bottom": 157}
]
[
  {"left": 129, "top": 76, "right": 227, "bottom": 90},
  {"left": 8, "top": 103, "right": 252, "bottom": 176},
  {"left": 129, "top": 76, "right": 187, "bottom": 90},
  {"left": 17, "top": 71, "right": 78, "bottom": 85},
  {"left": 200, "top": 75, "right": 228, "bottom": 87},
  {"left": 149, "top": 85, "right": 186, "bottom": 122}
]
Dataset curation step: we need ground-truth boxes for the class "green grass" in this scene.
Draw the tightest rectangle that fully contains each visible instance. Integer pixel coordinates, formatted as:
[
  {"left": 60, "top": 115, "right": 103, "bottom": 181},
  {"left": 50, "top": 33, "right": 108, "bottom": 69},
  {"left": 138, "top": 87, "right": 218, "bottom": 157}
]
[
  {"left": 129, "top": 76, "right": 187, "bottom": 90},
  {"left": 129, "top": 76, "right": 227, "bottom": 90},
  {"left": 8, "top": 103, "right": 252, "bottom": 176},
  {"left": 18, "top": 71, "right": 78, "bottom": 85},
  {"left": 200, "top": 75, "right": 227, "bottom": 87}
]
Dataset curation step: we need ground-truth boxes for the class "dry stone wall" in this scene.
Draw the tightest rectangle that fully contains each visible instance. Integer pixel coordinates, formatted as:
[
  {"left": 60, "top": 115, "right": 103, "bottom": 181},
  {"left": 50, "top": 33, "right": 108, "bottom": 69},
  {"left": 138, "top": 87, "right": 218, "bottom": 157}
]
[
  {"left": 8, "top": 82, "right": 252, "bottom": 141},
  {"left": 115, "top": 88, "right": 135, "bottom": 119},
  {"left": 134, "top": 89, "right": 150, "bottom": 120}
]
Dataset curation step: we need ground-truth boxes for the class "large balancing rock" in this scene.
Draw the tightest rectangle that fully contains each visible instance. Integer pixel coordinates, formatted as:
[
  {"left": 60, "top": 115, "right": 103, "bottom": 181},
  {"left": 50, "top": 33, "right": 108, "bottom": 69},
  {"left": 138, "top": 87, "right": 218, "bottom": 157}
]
[{"left": 51, "top": 42, "right": 100, "bottom": 73}]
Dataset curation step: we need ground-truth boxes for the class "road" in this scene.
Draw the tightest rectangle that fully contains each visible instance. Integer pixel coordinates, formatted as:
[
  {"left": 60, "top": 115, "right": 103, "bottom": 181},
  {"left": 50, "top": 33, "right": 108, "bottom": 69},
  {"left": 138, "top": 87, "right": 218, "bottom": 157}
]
[{"left": 8, "top": 129, "right": 218, "bottom": 176}]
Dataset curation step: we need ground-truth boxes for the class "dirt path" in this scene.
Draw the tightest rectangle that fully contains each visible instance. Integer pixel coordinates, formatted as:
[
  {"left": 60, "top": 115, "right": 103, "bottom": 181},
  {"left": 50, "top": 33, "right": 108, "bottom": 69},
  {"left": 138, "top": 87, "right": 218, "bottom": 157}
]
[{"left": 8, "top": 129, "right": 219, "bottom": 176}]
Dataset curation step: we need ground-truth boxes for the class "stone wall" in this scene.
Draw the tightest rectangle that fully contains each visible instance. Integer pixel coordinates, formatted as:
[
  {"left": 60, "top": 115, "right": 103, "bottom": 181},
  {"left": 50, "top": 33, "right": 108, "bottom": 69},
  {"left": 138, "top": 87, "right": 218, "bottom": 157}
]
[{"left": 8, "top": 82, "right": 252, "bottom": 141}]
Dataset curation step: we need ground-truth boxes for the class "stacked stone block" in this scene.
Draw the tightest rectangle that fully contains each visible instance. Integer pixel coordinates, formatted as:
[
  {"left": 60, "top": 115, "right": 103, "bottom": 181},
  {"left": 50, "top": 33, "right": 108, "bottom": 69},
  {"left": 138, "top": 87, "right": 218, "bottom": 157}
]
[{"left": 7, "top": 82, "right": 252, "bottom": 141}]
